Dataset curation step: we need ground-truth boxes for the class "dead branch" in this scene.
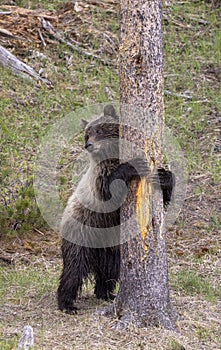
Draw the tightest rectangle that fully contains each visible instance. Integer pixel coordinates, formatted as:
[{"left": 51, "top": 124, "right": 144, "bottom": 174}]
[
  {"left": 41, "top": 17, "right": 114, "bottom": 66},
  {"left": 0, "top": 11, "right": 11, "bottom": 15},
  {"left": 0, "top": 44, "right": 52, "bottom": 85}
]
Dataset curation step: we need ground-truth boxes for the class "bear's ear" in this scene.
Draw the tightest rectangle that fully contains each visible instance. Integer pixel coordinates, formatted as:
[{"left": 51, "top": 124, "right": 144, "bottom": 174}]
[
  {"left": 81, "top": 118, "right": 88, "bottom": 129},
  {"left": 103, "top": 104, "right": 118, "bottom": 119}
]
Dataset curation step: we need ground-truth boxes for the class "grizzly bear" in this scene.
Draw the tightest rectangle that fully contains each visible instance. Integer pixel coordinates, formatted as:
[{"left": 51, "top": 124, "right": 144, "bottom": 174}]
[{"left": 57, "top": 105, "right": 174, "bottom": 313}]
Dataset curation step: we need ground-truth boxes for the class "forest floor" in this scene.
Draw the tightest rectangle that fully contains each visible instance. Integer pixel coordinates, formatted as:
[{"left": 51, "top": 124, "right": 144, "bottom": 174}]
[{"left": 0, "top": 0, "right": 220, "bottom": 349}]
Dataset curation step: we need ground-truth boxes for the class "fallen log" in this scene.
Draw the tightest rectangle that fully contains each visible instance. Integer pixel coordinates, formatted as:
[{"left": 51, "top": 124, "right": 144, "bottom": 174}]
[{"left": 0, "top": 44, "right": 52, "bottom": 85}]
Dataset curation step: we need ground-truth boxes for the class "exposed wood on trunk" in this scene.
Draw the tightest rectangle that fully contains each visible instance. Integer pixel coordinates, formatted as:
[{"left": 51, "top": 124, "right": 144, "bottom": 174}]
[{"left": 0, "top": 44, "right": 51, "bottom": 85}]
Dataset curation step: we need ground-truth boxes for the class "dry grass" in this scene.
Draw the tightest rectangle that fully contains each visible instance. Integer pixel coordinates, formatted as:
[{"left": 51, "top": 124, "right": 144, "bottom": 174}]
[
  {"left": 1, "top": 285, "right": 221, "bottom": 350},
  {"left": 0, "top": 230, "right": 220, "bottom": 349},
  {"left": 1, "top": 288, "right": 221, "bottom": 350}
]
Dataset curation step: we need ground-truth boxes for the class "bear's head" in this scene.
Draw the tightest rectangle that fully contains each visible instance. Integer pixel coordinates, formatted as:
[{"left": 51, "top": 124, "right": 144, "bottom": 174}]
[{"left": 82, "top": 105, "right": 119, "bottom": 161}]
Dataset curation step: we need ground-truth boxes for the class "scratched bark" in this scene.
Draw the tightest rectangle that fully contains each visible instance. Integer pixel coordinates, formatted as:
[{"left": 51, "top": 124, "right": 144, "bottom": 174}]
[{"left": 114, "top": 0, "right": 177, "bottom": 330}]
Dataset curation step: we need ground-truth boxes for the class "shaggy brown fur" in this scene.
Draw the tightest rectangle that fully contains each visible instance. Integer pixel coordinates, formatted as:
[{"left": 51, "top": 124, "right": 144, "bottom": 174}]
[{"left": 57, "top": 105, "right": 174, "bottom": 313}]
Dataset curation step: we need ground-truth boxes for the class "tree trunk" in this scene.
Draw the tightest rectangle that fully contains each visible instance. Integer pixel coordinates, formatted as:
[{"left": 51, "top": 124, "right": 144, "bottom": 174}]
[{"left": 114, "top": 0, "right": 177, "bottom": 330}]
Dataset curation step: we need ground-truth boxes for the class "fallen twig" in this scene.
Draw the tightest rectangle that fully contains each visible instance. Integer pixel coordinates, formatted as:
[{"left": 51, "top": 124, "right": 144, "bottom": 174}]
[
  {"left": 38, "top": 28, "right": 46, "bottom": 47},
  {"left": 33, "top": 227, "right": 45, "bottom": 236},
  {"left": 164, "top": 89, "right": 193, "bottom": 99}
]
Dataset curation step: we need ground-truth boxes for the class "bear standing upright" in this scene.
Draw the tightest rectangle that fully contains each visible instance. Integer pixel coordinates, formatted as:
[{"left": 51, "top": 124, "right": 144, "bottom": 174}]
[{"left": 57, "top": 105, "right": 174, "bottom": 313}]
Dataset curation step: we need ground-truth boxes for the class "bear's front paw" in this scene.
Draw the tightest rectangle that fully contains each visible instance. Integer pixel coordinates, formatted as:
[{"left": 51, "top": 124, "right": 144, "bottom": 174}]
[
  {"left": 59, "top": 304, "right": 78, "bottom": 315},
  {"left": 129, "top": 157, "right": 149, "bottom": 178},
  {"left": 58, "top": 298, "right": 78, "bottom": 314},
  {"left": 157, "top": 168, "right": 175, "bottom": 189}
]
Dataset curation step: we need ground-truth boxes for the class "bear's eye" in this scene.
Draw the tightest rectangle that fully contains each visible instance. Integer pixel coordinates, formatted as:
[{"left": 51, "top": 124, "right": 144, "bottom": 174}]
[{"left": 96, "top": 129, "right": 103, "bottom": 135}]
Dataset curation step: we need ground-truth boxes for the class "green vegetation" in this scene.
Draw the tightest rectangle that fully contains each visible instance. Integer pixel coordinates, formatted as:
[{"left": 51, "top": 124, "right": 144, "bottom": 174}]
[
  {"left": 0, "top": 16, "right": 119, "bottom": 234},
  {"left": 170, "top": 269, "right": 221, "bottom": 301},
  {"left": 0, "top": 337, "right": 18, "bottom": 350},
  {"left": 166, "top": 338, "right": 186, "bottom": 350},
  {"left": 16, "top": 0, "right": 62, "bottom": 10},
  {"left": 0, "top": 0, "right": 220, "bottom": 235},
  {"left": 164, "top": 1, "right": 221, "bottom": 176},
  {"left": 0, "top": 263, "right": 60, "bottom": 349},
  {"left": 0, "top": 265, "right": 59, "bottom": 304},
  {"left": 209, "top": 212, "right": 221, "bottom": 230}
]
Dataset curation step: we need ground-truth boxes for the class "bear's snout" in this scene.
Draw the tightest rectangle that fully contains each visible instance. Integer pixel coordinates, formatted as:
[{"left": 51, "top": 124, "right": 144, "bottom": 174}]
[{"left": 85, "top": 141, "right": 94, "bottom": 152}]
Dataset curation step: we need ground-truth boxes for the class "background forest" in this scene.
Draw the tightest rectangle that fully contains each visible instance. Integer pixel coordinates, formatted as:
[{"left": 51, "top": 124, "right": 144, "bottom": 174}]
[{"left": 0, "top": 0, "right": 220, "bottom": 349}]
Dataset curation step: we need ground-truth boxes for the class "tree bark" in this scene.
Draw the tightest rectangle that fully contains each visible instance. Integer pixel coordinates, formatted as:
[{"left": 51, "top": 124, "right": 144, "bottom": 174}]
[{"left": 114, "top": 0, "right": 177, "bottom": 330}]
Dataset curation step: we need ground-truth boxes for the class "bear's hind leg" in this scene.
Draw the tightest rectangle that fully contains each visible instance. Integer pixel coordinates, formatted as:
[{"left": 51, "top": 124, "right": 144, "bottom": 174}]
[
  {"left": 57, "top": 241, "right": 91, "bottom": 313},
  {"left": 93, "top": 247, "right": 120, "bottom": 301},
  {"left": 94, "top": 274, "right": 116, "bottom": 301}
]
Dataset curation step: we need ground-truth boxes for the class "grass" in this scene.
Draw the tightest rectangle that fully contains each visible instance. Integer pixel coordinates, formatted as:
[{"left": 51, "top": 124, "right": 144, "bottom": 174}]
[
  {"left": 0, "top": 261, "right": 59, "bottom": 350},
  {"left": 15, "top": 0, "right": 63, "bottom": 10},
  {"left": 0, "top": 264, "right": 59, "bottom": 304},
  {"left": 170, "top": 269, "right": 221, "bottom": 302},
  {"left": 0, "top": 1, "right": 219, "bottom": 234},
  {"left": 164, "top": 2, "right": 221, "bottom": 176},
  {"left": 0, "top": 337, "right": 18, "bottom": 350},
  {"left": 166, "top": 338, "right": 186, "bottom": 350},
  {"left": 0, "top": 253, "right": 220, "bottom": 349},
  {"left": 0, "top": 0, "right": 220, "bottom": 234},
  {"left": 0, "top": 50, "right": 118, "bottom": 233},
  {"left": 209, "top": 213, "right": 221, "bottom": 230}
]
